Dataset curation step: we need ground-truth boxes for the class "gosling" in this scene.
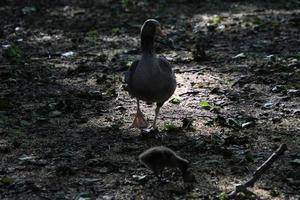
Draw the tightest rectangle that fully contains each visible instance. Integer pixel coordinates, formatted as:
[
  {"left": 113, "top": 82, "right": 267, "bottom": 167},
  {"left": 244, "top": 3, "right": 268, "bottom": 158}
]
[{"left": 139, "top": 146, "right": 189, "bottom": 180}]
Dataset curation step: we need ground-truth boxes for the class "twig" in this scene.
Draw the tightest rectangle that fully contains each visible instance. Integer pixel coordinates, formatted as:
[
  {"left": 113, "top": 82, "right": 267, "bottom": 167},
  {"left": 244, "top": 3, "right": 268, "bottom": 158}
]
[
  {"left": 226, "top": 143, "right": 288, "bottom": 199},
  {"left": 176, "top": 69, "right": 204, "bottom": 73},
  {"left": 179, "top": 91, "right": 200, "bottom": 96}
]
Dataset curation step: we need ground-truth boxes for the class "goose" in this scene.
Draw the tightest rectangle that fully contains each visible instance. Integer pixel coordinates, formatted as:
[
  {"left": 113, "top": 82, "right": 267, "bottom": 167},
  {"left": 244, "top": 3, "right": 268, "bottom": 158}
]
[{"left": 125, "top": 19, "right": 176, "bottom": 131}]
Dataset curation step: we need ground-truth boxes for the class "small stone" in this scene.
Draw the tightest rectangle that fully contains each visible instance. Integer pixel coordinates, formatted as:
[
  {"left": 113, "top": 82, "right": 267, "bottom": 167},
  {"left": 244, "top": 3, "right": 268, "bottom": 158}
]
[
  {"left": 241, "top": 121, "right": 253, "bottom": 128},
  {"left": 18, "top": 155, "right": 36, "bottom": 161},
  {"left": 132, "top": 174, "right": 148, "bottom": 182},
  {"left": 62, "top": 51, "right": 75, "bottom": 57},
  {"left": 98, "top": 167, "right": 109, "bottom": 174},
  {"left": 215, "top": 100, "right": 226, "bottom": 106},
  {"left": 271, "top": 85, "right": 284, "bottom": 93},
  {"left": 266, "top": 55, "right": 276, "bottom": 62},
  {"left": 96, "top": 195, "right": 114, "bottom": 200},
  {"left": 290, "top": 159, "right": 300, "bottom": 166},
  {"left": 232, "top": 53, "right": 246, "bottom": 59},
  {"left": 293, "top": 110, "right": 300, "bottom": 115},
  {"left": 263, "top": 102, "right": 274, "bottom": 109},
  {"left": 48, "top": 110, "right": 62, "bottom": 118},
  {"left": 287, "top": 89, "right": 300, "bottom": 97}
]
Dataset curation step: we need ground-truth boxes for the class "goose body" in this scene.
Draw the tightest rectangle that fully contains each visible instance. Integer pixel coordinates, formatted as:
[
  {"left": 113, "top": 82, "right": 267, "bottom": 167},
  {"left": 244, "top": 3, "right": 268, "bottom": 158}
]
[
  {"left": 128, "top": 55, "right": 176, "bottom": 103},
  {"left": 125, "top": 19, "right": 176, "bottom": 130}
]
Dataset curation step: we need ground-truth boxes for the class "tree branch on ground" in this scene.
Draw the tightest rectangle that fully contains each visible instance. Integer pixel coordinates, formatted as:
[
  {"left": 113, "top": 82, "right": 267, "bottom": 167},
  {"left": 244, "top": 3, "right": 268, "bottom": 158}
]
[{"left": 226, "top": 143, "right": 288, "bottom": 199}]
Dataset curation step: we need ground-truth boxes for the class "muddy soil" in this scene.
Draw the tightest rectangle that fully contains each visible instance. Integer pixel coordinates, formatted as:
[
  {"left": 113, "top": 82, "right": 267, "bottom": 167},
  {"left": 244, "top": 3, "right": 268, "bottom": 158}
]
[{"left": 0, "top": 0, "right": 299, "bottom": 199}]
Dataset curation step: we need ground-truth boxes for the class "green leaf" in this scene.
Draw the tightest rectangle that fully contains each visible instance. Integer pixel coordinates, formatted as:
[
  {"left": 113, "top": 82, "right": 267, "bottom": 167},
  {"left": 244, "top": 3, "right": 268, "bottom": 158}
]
[
  {"left": 163, "top": 122, "right": 177, "bottom": 131},
  {"left": 110, "top": 120, "right": 123, "bottom": 131},
  {"left": 199, "top": 100, "right": 211, "bottom": 108},
  {"left": 170, "top": 95, "right": 181, "bottom": 104},
  {"left": 1, "top": 176, "right": 14, "bottom": 185},
  {"left": 122, "top": 0, "right": 130, "bottom": 8},
  {"left": 218, "top": 192, "right": 226, "bottom": 200},
  {"left": 110, "top": 123, "right": 120, "bottom": 131},
  {"left": 112, "top": 27, "right": 121, "bottom": 34},
  {"left": 253, "top": 16, "right": 264, "bottom": 26},
  {"left": 212, "top": 15, "right": 222, "bottom": 24},
  {"left": 3, "top": 45, "right": 22, "bottom": 59},
  {"left": 86, "top": 29, "right": 98, "bottom": 40},
  {"left": 126, "top": 61, "right": 133, "bottom": 68}
]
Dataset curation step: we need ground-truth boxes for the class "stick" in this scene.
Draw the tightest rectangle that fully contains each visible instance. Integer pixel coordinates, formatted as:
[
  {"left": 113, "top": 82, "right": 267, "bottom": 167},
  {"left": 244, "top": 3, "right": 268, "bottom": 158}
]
[
  {"left": 226, "top": 143, "right": 288, "bottom": 199},
  {"left": 179, "top": 91, "right": 200, "bottom": 96}
]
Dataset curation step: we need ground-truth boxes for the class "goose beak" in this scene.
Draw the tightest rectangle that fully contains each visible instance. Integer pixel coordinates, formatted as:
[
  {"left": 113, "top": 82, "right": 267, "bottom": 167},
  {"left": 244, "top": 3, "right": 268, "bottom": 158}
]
[{"left": 156, "top": 27, "right": 166, "bottom": 36}]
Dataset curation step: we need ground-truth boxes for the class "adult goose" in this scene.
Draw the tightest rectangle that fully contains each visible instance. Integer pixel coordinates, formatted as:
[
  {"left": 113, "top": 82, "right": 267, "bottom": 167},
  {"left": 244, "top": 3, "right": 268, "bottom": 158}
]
[{"left": 125, "top": 19, "right": 176, "bottom": 131}]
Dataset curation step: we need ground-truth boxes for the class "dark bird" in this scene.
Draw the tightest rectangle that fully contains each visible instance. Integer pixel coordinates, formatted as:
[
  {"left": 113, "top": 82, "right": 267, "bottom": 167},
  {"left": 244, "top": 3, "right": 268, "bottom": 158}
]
[
  {"left": 139, "top": 146, "right": 189, "bottom": 180},
  {"left": 125, "top": 19, "right": 177, "bottom": 131}
]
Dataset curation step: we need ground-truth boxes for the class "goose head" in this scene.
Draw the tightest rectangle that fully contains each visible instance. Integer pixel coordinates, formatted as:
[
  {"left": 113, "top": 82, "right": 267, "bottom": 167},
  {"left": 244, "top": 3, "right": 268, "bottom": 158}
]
[
  {"left": 140, "top": 19, "right": 164, "bottom": 54},
  {"left": 141, "top": 19, "right": 164, "bottom": 38}
]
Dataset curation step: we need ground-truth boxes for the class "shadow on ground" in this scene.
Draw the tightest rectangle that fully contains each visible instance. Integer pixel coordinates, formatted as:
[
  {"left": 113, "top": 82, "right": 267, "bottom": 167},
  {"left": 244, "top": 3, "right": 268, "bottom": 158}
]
[{"left": 0, "top": 0, "right": 299, "bottom": 199}]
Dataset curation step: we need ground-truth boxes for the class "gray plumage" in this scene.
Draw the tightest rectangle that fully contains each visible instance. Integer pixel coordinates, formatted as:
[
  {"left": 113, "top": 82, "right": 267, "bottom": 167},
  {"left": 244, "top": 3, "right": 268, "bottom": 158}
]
[
  {"left": 125, "top": 19, "right": 176, "bottom": 130},
  {"left": 126, "top": 56, "right": 176, "bottom": 103},
  {"left": 139, "top": 146, "right": 189, "bottom": 176}
]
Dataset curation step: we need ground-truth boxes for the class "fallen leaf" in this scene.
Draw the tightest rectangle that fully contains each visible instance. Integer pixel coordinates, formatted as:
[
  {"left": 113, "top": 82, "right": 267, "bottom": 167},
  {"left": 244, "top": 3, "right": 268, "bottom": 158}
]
[
  {"left": 3, "top": 45, "right": 21, "bottom": 59},
  {"left": 170, "top": 95, "right": 181, "bottom": 104},
  {"left": 163, "top": 122, "right": 177, "bottom": 131},
  {"left": 212, "top": 15, "right": 222, "bottom": 24},
  {"left": 199, "top": 100, "right": 211, "bottom": 108},
  {"left": 1, "top": 176, "right": 14, "bottom": 185}
]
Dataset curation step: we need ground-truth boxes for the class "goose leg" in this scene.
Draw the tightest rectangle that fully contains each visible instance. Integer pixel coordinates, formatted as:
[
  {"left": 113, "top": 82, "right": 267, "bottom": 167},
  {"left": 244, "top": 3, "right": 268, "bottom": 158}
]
[
  {"left": 151, "top": 104, "right": 161, "bottom": 130},
  {"left": 157, "top": 170, "right": 169, "bottom": 184},
  {"left": 142, "top": 103, "right": 162, "bottom": 134},
  {"left": 131, "top": 99, "right": 148, "bottom": 129},
  {"left": 153, "top": 168, "right": 163, "bottom": 182}
]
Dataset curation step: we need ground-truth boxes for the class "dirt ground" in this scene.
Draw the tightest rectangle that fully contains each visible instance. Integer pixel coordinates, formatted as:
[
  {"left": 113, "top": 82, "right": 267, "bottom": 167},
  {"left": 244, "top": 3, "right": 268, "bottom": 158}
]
[{"left": 0, "top": 0, "right": 299, "bottom": 199}]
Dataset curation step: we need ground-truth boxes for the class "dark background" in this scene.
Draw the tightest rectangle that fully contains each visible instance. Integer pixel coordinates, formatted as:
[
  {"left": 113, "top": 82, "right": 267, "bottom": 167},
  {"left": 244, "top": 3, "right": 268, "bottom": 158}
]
[{"left": 0, "top": 0, "right": 299, "bottom": 199}]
